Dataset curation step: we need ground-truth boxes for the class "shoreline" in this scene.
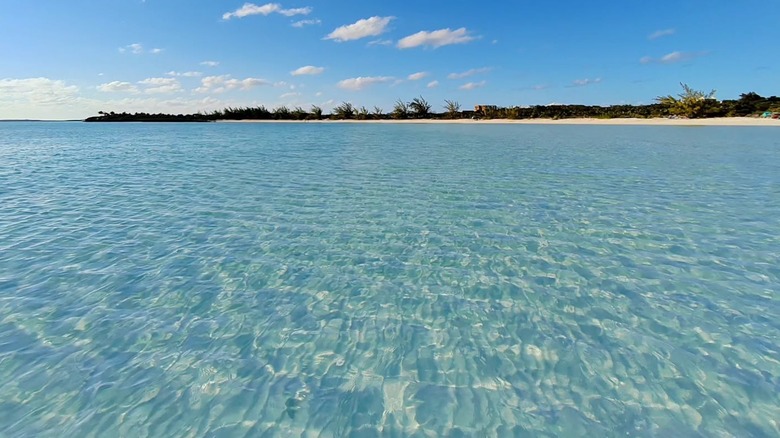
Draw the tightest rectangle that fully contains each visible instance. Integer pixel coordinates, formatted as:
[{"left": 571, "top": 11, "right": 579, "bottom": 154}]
[{"left": 217, "top": 117, "right": 779, "bottom": 126}]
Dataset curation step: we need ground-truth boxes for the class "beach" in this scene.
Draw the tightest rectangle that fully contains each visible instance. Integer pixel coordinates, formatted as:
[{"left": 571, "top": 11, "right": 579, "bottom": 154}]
[{"left": 218, "top": 117, "right": 780, "bottom": 126}]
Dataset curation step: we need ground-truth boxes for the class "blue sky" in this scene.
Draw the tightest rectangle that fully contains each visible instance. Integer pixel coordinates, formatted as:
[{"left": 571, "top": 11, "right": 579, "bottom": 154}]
[{"left": 1, "top": 0, "right": 778, "bottom": 119}]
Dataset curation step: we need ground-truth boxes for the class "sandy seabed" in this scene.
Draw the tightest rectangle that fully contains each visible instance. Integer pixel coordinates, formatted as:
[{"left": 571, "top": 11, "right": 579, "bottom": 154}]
[{"left": 219, "top": 117, "right": 779, "bottom": 126}]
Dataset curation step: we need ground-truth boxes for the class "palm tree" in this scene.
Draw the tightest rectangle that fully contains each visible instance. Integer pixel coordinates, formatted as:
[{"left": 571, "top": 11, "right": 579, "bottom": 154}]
[
  {"left": 333, "top": 102, "right": 355, "bottom": 119},
  {"left": 372, "top": 106, "right": 384, "bottom": 119},
  {"left": 409, "top": 96, "right": 432, "bottom": 118},
  {"left": 291, "top": 106, "right": 307, "bottom": 120},
  {"left": 392, "top": 99, "right": 409, "bottom": 119},
  {"left": 273, "top": 106, "right": 291, "bottom": 120},
  {"left": 310, "top": 105, "right": 323, "bottom": 120},
  {"left": 356, "top": 106, "right": 369, "bottom": 120},
  {"left": 443, "top": 100, "right": 461, "bottom": 119}
]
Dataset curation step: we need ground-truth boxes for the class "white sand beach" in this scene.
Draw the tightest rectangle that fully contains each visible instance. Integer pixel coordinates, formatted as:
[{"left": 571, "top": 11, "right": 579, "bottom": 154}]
[{"left": 220, "top": 117, "right": 779, "bottom": 126}]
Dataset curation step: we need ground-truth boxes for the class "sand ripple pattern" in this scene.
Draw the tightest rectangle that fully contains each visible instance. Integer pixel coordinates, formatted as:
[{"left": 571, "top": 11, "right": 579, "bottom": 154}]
[{"left": 1, "top": 122, "right": 779, "bottom": 437}]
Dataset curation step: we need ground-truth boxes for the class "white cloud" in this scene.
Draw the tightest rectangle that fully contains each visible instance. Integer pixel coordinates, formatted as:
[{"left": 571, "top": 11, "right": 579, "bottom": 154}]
[
  {"left": 166, "top": 71, "right": 202, "bottom": 77},
  {"left": 648, "top": 28, "right": 675, "bottom": 40},
  {"left": 291, "top": 65, "right": 325, "bottom": 76},
  {"left": 0, "top": 77, "right": 97, "bottom": 119},
  {"left": 118, "top": 43, "right": 162, "bottom": 55},
  {"left": 138, "top": 77, "right": 183, "bottom": 94},
  {"left": 80, "top": 95, "right": 255, "bottom": 121},
  {"left": 139, "top": 77, "right": 178, "bottom": 86},
  {"left": 223, "top": 3, "right": 280, "bottom": 19},
  {"left": 0, "top": 77, "right": 266, "bottom": 120},
  {"left": 337, "top": 76, "right": 393, "bottom": 91},
  {"left": 222, "top": 3, "right": 311, "bottom": 20},
  {"left": 407, "top": 72, "right": 429, "bottom": 81},
  {"left": 229, "top": 77, "right": 268, "bottom": 89},
  {"left": 572, "top": 78, "right": 602, "bottom": 86},
  {"left": 108, "top": 96, "right": 225, "bottom": 110},
  {"left": 278, "top": 7, "right": 311, "bottom": 16},
  {"left": 280, "top": 92, "right": 301, "bottom": 99},
  {"left": 0, "top": 77, "right": 80, "bottom": 106},
  {"left": 427, "top": 80, "right": 439, "bottom": 89},
  {"left": 459, "top": 80, "right": 486, "bottom": 90},
  {"left": 367, "top": 39, "right": 393, "bottom": 47},
  {"left": 397, "top": 28, "right": 475, "bottom": 49},
  {"left": 119, "top": 43, "right": 144, "bottom": 54},
  {"left": 200, "top": 61, "right": 220, "bottom": 67},
  {"left": 447, "top": 67, "right": 490, "bottom": 79},
  {"left": 531, "top": 84, "right": 548, "bottom": 90},
  {"left": 640, "top": 51, "right": 706, "bottom": 64},
  {"left": 661, "top": 52, "right": 686, "bottom": 63},
  {"left": 195, "top": 77, "right": 222, "bottom": 93},
  {"left": 98, "top": 96, "right": 232, "bottom": 115},
  {"left": 325, "top": 16, "right": 394, "bottom": 42},
  {"left": 196, "top": 75, "right": 270, "bottom": 93},
  {"left": 97, "top": 81, "right": 139, "bottom": 93},
  {"left": 292, "top": 19, "right": 320, "bottom": 27}
]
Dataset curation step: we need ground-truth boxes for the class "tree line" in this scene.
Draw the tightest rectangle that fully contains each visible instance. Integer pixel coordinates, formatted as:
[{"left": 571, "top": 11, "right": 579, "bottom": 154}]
[{"left": 85, "top": 85, "right": 779, "bottom": 122}]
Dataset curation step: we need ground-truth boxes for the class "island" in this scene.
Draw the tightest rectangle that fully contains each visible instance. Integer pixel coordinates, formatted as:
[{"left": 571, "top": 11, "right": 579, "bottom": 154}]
[{"left": 85, "top": 85, "right": 779, "bottom": 123}]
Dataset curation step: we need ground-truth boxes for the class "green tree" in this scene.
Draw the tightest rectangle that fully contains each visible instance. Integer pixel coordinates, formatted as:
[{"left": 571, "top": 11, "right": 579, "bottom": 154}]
[
  {"left": 310, "top": 105, "right": 323, "bottom": 120},
  {"left": 409, "top": 96, "right": 432, "bottom": 118},
  {"left": 356, "top": 106, "right": 369, "bottom": 120},
  {"left": 443, "top": 100, "right": 461, "bottom": 119},
  {"left": 292, "top": 106, "right": 307, "bottom": 120},
  {"left": 505, "top": 106, "right": 521, "bottom": 119},
  {"left": 372, "top": 106, "right": 384, "bottom": 119},
  {"left": 392, "top": 99, "right": 409, "bottom": 119},
  {"left": 332, "top": 102, "right": 355, "bottom": 119},
  {"left": 736, "top": 92, "right": 770, "bottom": 115},
  {"left": 656, "top": 83, "right": 719, "bottom": 118},
  {"left": 273, "top": 106, "right": 291, "bottom": 119}
]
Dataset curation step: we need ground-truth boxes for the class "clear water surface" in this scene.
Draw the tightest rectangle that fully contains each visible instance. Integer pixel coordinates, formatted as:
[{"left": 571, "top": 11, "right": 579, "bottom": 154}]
[{"left": 1, "top": 122, "right": 779, "bottom": 437}]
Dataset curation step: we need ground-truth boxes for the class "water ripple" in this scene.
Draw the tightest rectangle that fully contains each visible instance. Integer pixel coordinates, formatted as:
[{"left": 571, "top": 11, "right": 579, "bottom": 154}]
[{"left": 1, "top": 122, "right": 779, "bottom": 437}]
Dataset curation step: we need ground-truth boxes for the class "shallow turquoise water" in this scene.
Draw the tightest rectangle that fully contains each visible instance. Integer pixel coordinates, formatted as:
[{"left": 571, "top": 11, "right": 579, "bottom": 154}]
[{"left": 1, "top": 121, "right": 779, "bottom": 437}]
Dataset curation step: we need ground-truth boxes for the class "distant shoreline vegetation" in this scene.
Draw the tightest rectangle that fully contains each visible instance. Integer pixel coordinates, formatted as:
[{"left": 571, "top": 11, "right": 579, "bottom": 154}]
[{"left": 84, "top": 85, "right": 779, "bottom": 123}]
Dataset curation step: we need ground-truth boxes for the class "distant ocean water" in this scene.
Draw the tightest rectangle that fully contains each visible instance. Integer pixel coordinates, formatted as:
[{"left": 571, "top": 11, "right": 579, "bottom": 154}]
[{"left": 1, "top": 121, "right": 778, "bottom": 437}]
